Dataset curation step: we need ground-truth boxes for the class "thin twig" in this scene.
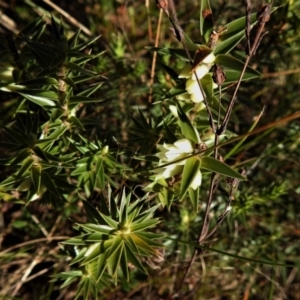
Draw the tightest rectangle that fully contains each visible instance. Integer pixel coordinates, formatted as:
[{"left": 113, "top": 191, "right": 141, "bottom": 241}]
[
  {"left": 42, "top": 0, "right": 92, "bottom": 36},
  {"left": 149, "top": 111, "right": 300, "bottom": 174},
  {"left": 167, "top": 0, "right": 216, "bottom": 131},
  {"left": 148, "top": 8, "right": 163, "bottom": 105},
  {"left": 146, "top": 0, "right": 153, "bottom": 41},
  {"left": 176, "top": 1, "right": 273, "bottom": 291},
  {"left": 0, "top": 236, "right": 69, "bottom": 255},
  {"left": 0, "top": 10, "right": 18, "bottom": 33},
  {"left": 218, "top": 1, "right": 272, "bottom": 135}
]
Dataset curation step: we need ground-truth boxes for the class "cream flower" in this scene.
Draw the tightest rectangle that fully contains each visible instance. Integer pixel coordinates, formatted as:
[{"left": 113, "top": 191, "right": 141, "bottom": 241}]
[
  {"left": 190, "top": 170, "right": 202, "bottom": 190},
  {"left": 186, "top": 78, "right": 204, "bottom": 103},
  {"left": 178, "top": 53, "right": 216, "bottom": 104},
  {"left": 202, "top": 53, "right": 216, "bottom": 64},
  {"left": 191, "top": 64, "right": 210, "bottom": 80},
  {"left": 155, "top": 139, "right": 202, "bottom": 190}
]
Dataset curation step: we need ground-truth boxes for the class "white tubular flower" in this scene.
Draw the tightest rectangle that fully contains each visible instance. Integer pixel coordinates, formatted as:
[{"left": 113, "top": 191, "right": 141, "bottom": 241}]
[
  {"left": 155, "top": 139, "right": 194, "bottom": 179},
  {"left": 169, "top": 105, "right": 178, "bottom": 118},
  {"left": 186, "top": 78, "right": 204, "bottom": 103},
  {"left": 202, "top": 53, "right": 216, "bottom": 64},
  {"left": 178, "top": 64, "right": 192, "bottom": 79},
  {"left": 191, "top": 64, "right": 210, "bottom": 81},
  {"left": 190, "top": 170, "right": 202, "bottom": 190},
  {"left": 178, "top": 53, "right": 216, "bottom": 104}
]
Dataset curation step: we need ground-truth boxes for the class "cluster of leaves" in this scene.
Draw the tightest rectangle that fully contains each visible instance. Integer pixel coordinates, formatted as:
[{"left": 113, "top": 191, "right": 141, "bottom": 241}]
[
  {"left": 0, "top": 15, "right": 161, "bottom": 298},
  {"left": 0, "top": 16, "right": 114, "bottom": 204},
  {"left": 1, "top": 0, "right": 300, "bottom": 299},
  {"left": 58, "top": 188, "right": 162, "bottom": 298}
]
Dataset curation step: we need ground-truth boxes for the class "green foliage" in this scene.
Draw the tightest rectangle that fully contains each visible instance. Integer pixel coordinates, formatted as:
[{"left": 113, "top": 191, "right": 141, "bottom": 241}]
[
  {"left": 1, "top": 1, "right": 300, "bottom": 299},
  {"left": 59, "top": 188, "right": 162, "bottom": 298}
]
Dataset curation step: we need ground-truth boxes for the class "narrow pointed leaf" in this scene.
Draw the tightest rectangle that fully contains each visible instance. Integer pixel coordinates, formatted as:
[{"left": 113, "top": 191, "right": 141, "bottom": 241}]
[
  {"left": 69, "top": 96, "right": 105, "bottom": 104},
  {"left": 17, "top": 16, "right": 44, "bottom": 38},
  {"left": 215, "top": 54, "right": 261, "bottom": 76},
  {"left": 96, "top": 251, "right": 109, "bottom": 282},
  {"left": 180, "top": 157, "right": 201, "bottom": 200},
  {"left": 146, "top": 47, "right": 192, "bottom": 61},
  {"left": 64, "top": 62, "right": 96, "bottom": 76},
  {"left": 82, "top": 243, "right": 101, "bottom": 265},
  {"left": 82, "top": 200, "right": 105, "bottom": 224},
  {"left": 129, "top": 219, "right": 159, "bottom": 232},
  {"left": 125, "top": 244, "right": 147, "bottom": 274},
  {"left": 200, "top": 0, "right": 214, "bottom": 43},
  {"left": 31, "top": 164, "right": 41, "bottom": 194},
  {"left": 41, "top": 172, "right": 61, "bottom": 198},
  {"left": 130, "top": 233, "right": 158, "bottom": 255},
  {"left": 188, "top": 186, "right": 200, "bottom": 211},
  {"left": 19, "top": 92, "right": 56, "bottom": 107},
  {"left": 176, "top": 102, "right": 200, "bottom": 143},
  {"left": 201, "top": 156, "right": 246, "bottom": 180},
  {"left": 18, "top": 157, "right": 34, "bottom": 178},
  {"left": 120, "top": 246, "right": 129, "bottom": 281},
  {"left": 99, "top": 213, "right": 119, "bottom": 229},
  {"left": 215, "top": 7, "right": 278, "bottom": 55},
  {"left": 107, "top": 242, "right": 124, "bottom": 276},
  {"left": 11, "top": 149, "right": 31, "bottom": 166},
  {"left": 71, "top": 35, "right": 102, "bottom": 52},
  {"left": 95, "top": 158, "right": 105, "bottom": 190},
  {"left": 18, "top": 77, "right": 58, "bottom": 86},
  {"left": 78, "top": 223, "right": 113, "bottom": 235}
]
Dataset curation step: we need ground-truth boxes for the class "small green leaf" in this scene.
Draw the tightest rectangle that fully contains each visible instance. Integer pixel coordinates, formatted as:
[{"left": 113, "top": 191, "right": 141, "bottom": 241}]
[
  {"left": 120, "top": 247, "right": 129, "bottom": 281},
  {"left": 215, "top": 7, "right": 278, "bottom": 55},
  {"left": 78, "top": 223, "right": 113, "bottom": 235},
  {"left": 71, "top": 35, "right": 102, "bottom": 52},
  {"left": 129, "top": 219, "right": 159, "bottom": 232},
  {"left": 11, "top": 149, "right": 31, "bottom": 166},
  {"left": 107, "top": 242, "right": 123, "bottom": 277},
  {"left": 77, "top": 82, "right": 104, "bottom": 97},
  {"left": 17, "top": 16, "right": 44, "bottom": 38},
  {"left": 82, "top": 200, "right": 105, "bottom": 224},
  {"left": 99, "top": 213, "right": 119, "bottom": 229},
  {"left": 18, "top": 157, "right": 34, "bottom": 178},
  {"left": 95, "top": 158, "right": 105, "bottom": 190},
  {"left": 161, "top": 81, "right": 186, "bottom": 101},
  {"left": 201, "top": 156, "right": 246, "bottom": 180},
  {"left": 223, "top": 69, "right": 260, "bottom": 83},
  {"left": 215, "top": 54, "right": 261, "bottom": 77},
  {"left": 200, "top": 0, "right": 213, "bottom": 44},
  {"left": 41, "top": 172, "right": 61, "bottom": 198},
  {"left": 47, "top": 125, "right": 69, "bottom": 140},
  {"left": 82, "top": 243, "right": 102, "bottom": 265},
  {"left": 125, "top": 243, "right": 147, "bottom": 274},
  {"left": 176, "top": 102, "right": 200, "bottom": 143},
  {"left": 146, "top": 47, "right": 191, "bottom": 61},
  {"left": 3, "top": 126, "right": 27, "bottom": 145},
  {"left": 63, "top": 236, "right": 88, "bottom": 246},
  {"left": 130, "top": 233, "right": 158, "bottom": 256},
  {"left": 69, "top": 96, "right": 105, "bottom": 104},
  {"left": 83, "top": 233, "right": 108, "bottom": 242},
  {"left": 49, "top": 14, "right": 62, "bottom": 43},
  {"left": 64, "top": 62, "right": 96, "bottom": 76},
  {"left": 188, "top": 186, "right": 200, "bottom": 211},
  {"left": 31, "top": 164, "right": 41, "bottom": 195},
  {"left": 95, "top": 250, "right": 109, "bottom": 282},
  {"left": 18, "top": 77, "right": 58, "bottom": 86},
  {"left": 157, "top": 61, "right": 179, "bottom": 81},
  {"left": 201, "top": 73, "right": 214, "bottom": 100},
  {"left": 67, "top": 29, "right": 81, "bottom": 49},
  {"left": 180, "top": 157, "right": 201, "bottom": 200},
  {"left": 19, "top": 92, "right": 57, "bottom": 107},
  {"left": 12, "top": 220, "right": 28, "bottom": 229},
  {"left": 158, "top": 187, "right": 174, "bottom": 209}
]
